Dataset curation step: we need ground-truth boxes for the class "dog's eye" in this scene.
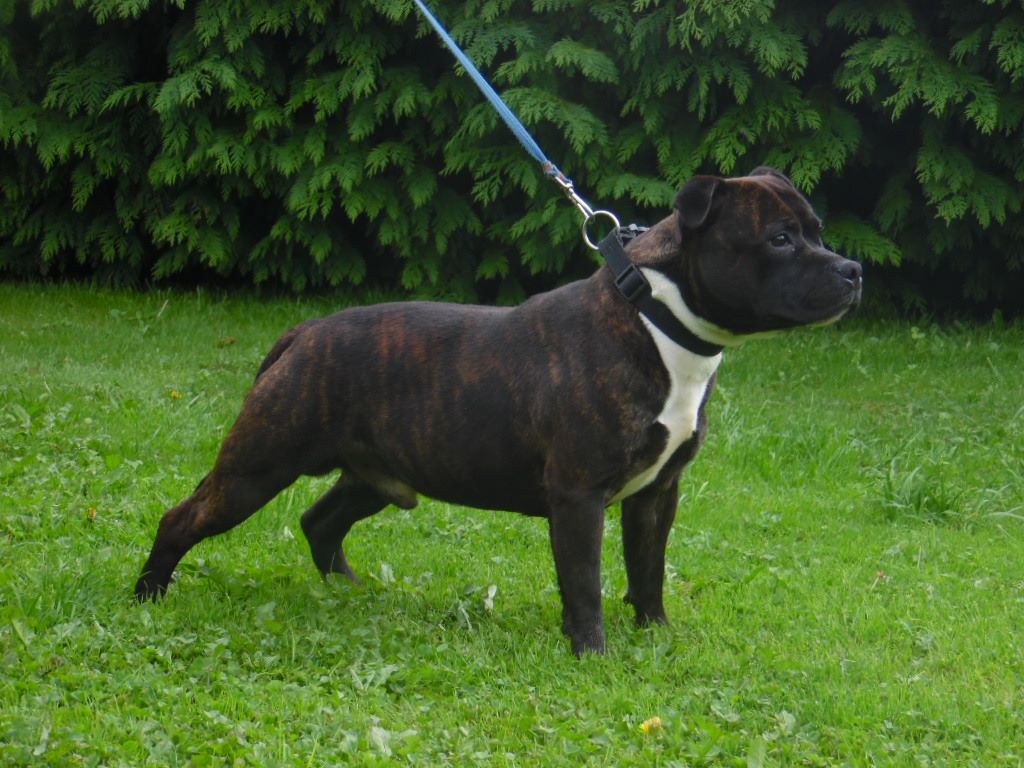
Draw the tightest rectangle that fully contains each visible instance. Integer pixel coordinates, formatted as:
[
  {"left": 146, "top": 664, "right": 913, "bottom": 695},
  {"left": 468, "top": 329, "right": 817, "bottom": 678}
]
[{"left": 769, "top": 233, "right": 792, "bottom": 248}]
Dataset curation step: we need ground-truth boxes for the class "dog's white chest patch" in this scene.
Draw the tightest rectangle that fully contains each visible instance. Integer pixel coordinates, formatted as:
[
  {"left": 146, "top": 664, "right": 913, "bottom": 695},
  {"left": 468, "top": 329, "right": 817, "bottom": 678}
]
[{"left": 610, "top": 269, "right": 721, "bottom": 504}]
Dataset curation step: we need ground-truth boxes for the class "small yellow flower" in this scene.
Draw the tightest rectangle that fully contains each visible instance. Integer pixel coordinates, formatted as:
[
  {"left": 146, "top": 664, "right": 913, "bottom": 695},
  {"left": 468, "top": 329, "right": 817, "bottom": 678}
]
[
  {"left": 639, "top": 716, "right": 663, "bottom": 734},
  {"left": 170, "top": 390, "right": 182, "bottom": 400},
  {"left": 87, "top": 507, "right": 97, "bottom": 521}
]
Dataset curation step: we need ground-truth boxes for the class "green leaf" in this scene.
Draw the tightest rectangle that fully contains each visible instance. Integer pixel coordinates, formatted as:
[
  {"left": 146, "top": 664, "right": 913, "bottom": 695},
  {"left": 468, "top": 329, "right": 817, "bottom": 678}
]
[{"left": 546, "top": 39, "right": 619, "bottom": 84}]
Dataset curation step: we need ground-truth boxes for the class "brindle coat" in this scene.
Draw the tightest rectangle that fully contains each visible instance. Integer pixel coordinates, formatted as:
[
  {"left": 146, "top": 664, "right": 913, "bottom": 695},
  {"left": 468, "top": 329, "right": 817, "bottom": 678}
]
[{"left": 136, "top": 168, "right": 861, "bottom": 655}]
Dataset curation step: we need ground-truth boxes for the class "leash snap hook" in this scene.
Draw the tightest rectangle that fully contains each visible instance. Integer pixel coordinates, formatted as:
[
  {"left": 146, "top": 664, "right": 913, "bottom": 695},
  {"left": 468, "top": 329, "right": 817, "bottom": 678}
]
[
  {"left": 582, "top": 209, "right": 621, "bottom": 251},
  {"left": 551, "top": 173, "right": 596, "bottom": 221},
  {"left": 553, "top": 173, "right": 624, "bottom": 252}
]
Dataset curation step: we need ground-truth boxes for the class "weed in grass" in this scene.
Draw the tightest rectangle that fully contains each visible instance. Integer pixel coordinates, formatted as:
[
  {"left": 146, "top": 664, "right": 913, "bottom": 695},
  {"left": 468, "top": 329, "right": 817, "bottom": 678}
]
[{"left": 876, "top": 460, "right": 970, "bottom": 527}]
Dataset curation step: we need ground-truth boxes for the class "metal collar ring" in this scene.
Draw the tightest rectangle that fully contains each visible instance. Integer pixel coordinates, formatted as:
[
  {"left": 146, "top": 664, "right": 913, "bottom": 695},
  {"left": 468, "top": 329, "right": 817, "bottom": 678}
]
[{"left": 582, "top": 210, "right": 622, "bottom": 251}]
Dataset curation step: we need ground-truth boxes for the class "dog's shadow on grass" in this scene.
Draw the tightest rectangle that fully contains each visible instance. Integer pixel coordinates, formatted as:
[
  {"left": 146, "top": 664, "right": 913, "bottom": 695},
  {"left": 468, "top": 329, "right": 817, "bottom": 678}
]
[{"left": 157, "top": 557, "right": 568, "bottom": 653}]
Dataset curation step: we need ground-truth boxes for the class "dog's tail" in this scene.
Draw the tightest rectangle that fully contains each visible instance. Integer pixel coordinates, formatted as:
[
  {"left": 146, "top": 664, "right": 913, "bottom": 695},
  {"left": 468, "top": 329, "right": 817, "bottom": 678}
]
[{"left": 254, "top": 322, "right": 310, "bottom": 382}]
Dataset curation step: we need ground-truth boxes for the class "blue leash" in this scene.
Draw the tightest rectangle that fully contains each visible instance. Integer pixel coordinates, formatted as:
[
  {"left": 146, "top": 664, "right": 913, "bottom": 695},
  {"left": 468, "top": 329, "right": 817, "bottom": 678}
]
[
  {"left": 410, "top": 0, "right": 618, "bottom": 246},
  {"left": 410, "top": 0, "right": 557, "bottom": 180}
]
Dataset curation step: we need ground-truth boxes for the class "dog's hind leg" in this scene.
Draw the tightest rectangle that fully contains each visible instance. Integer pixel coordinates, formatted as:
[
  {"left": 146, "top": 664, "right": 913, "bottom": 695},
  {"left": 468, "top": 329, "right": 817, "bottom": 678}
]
[
  {"left": 136, "top": 326, "right": 329, "bottom": 600},
  {"left": 135, "top": 463, "right": 300, "bottom": 601},
  {"left": 300, "top": 476, "right": 391, "bottom": 582}
]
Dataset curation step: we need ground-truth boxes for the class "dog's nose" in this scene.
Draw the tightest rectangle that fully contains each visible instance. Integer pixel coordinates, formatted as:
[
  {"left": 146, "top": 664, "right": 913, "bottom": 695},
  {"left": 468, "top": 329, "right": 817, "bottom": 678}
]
[{"left": 835, "top": 259, "right": 862, "bottom": 282}]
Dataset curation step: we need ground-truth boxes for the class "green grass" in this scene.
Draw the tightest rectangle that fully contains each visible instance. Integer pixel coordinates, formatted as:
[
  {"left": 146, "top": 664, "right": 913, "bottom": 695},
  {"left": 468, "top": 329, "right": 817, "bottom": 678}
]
[{"left": 1, "top": 283, "right": 1023, "bottom": 766}]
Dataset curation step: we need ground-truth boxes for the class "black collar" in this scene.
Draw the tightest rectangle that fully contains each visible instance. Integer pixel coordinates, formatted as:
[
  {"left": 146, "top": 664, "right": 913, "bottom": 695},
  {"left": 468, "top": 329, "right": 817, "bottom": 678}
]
[{"left": 597, "top": 228, "right": 725, "bottom": 358}]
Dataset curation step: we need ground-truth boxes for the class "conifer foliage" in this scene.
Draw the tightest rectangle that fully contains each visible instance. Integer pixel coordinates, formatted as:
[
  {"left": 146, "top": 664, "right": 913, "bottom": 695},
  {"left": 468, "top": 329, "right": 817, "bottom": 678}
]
[{"left": 1, "top": 0, "right": 1022, "bottom": 309}]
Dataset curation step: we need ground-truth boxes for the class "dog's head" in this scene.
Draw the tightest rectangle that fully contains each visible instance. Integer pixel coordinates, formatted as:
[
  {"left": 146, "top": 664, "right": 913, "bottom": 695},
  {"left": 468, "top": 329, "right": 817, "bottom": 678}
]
[{"left": 662, "top": 166, "right": 862, "bottom": 341}]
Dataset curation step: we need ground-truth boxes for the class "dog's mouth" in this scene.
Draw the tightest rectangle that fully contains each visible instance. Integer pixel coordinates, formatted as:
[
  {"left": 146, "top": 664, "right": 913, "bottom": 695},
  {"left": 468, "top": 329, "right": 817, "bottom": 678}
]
[
  {"left": 678, "top": 258, "right": 863, "bottom": 339},
  {"left": 847, "top": 275, "right": 864, "bottom": 309},
  {"left": 811, "top": 276, "right": 862, "bottom": 325},
  {"left": 781, "top": 273, "right": 862, "bottom": 328},
  {"left": 840, "top": 272, "right": 864, "bottom": 310}
]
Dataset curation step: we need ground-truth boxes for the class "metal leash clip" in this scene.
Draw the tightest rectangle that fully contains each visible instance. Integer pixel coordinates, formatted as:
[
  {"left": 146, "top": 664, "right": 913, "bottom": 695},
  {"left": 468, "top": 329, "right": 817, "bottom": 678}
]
[{"left": 551, "top": 173, "right": 621, "bottom": 251}]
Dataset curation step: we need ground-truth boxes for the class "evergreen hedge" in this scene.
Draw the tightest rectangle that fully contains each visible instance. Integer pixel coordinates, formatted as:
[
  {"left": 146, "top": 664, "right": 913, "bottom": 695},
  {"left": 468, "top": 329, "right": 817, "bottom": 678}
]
[{"left": 2, "top": 0, "right": 1023, "bottom": 310}]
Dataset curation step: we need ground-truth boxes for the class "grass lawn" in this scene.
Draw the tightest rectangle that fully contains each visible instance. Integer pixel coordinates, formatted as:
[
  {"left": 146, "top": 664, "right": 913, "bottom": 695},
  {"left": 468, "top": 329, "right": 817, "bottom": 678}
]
[{"left": 1, "top": 283, "right": 1022, "bottom": 766}]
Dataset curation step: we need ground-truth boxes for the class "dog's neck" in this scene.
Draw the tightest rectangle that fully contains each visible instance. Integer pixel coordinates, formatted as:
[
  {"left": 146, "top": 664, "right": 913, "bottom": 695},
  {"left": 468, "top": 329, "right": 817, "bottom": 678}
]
[{"left": 622, "top": 214, "right": 749, "bottom": 350}]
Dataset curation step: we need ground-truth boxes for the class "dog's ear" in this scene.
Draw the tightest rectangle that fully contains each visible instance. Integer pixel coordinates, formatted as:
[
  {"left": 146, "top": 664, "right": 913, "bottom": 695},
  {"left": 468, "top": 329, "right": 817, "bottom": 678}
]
[
  {"left": 675, "top": 175, "right": 721, "bottom": 231},
  {"left": 749, "top": 166, "right": 793, "bottom": 186}
]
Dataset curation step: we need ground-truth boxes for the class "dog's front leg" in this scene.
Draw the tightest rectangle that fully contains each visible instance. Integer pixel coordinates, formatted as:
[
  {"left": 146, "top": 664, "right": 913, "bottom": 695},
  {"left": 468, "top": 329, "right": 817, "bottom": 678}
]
[
  {"left": 546, "top": 488, "right": 607, "bottom": 656},
  {"left": 621, "top": 477, "right": 680, "bottom": 626}
]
